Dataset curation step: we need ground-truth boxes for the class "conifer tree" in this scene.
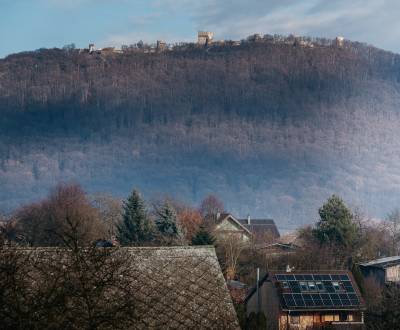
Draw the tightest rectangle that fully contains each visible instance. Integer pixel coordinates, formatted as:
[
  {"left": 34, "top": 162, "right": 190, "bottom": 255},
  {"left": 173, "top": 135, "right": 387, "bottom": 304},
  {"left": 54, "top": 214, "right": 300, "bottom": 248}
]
[
  {"left": 117, "top": 190, "right": 153, "bottom": 246},
  {"left": 155, "top": 202, "right": 183, "bottom": 241},
  {"left": 191, "top": 226, "right": 215, "bottom": 245},
  {"left": 313, "top": 194, "right": 357, "bottom": 248}
]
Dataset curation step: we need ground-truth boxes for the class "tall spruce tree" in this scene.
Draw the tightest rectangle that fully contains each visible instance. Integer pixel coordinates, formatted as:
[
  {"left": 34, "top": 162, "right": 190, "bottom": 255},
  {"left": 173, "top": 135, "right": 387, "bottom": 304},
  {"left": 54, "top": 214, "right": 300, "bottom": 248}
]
[
  {"left": 313, "top": 194, "right": 357, "bottom": 248},
  {"left": 155, "top": 202, "right": 183, "bottom": 241},
  {"left": 117, "top": 190, "right": 153, "bottom": 246}
]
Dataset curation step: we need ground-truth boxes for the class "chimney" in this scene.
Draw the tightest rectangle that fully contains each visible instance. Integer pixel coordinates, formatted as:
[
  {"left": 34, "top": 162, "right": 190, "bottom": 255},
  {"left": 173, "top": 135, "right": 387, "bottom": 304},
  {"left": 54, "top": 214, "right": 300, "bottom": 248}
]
[
  {"left": 247, "top": 214, "right": 251, "bottom": 225},
  {"left": 216, "top": 212, "right": 221, "bottom": 220}
]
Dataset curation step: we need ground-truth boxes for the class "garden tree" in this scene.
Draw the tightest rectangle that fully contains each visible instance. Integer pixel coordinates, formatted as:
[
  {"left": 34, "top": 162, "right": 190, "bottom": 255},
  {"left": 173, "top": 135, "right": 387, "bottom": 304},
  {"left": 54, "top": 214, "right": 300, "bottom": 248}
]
[
  {"left": 175, "top": 205, "right": 202, "bottom": 241},
  {"left": 313, "top": 195, "right": 358, "bottom": 249},
  {"left": 15, "top": 183, "right": 106, "bottom": 247},
  {"left": 91, "top": 194, "right": 122, "bottom": 239},
  {"left": 155, "top": 201, "right": 184, "bottom": 245},
  {"left": 0, "top": 218, "right": 19, "bottom": 246},
  {"left": 216, "top": 235, "right": 247, "bottom": 280},
  {"left": 385, "top": 209, "right": 400, "bottom": 255},
  {"left": 117, "top": 190, "right": 153, "bottom": 246},
  {"left": 191, "top": 226, "right": 215, "bottom": 245},
  {"left": 357, "top": 220, "right": 392, "bottom": 260},
  {"left": 0, "top": 245, "right": 139, "bottom": 329},
  {"left": 199, "top": 195, "right": 224, "bottom": 227}
]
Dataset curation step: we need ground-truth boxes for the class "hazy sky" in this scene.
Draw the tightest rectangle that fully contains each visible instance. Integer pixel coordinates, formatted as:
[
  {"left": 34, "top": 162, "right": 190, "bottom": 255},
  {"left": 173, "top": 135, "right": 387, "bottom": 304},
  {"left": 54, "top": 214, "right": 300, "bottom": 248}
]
[{"left": 1, "top": 0, "right": 399, "bottom": 58}]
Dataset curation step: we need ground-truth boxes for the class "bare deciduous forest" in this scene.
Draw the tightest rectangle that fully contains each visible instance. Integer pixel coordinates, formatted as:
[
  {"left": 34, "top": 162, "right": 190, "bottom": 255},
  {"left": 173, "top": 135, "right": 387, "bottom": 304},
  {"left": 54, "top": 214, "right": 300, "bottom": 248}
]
[{"left": 1, "top": 37, "right": 400, "bottom": 228}]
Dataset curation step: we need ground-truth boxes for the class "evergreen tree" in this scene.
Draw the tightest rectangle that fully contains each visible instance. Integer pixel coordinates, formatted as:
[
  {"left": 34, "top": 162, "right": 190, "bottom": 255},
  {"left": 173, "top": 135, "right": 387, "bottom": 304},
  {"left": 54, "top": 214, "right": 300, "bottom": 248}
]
[
  {"left": 313, "top": 194, "right": 357, "bottom": 248},
  {"left": 191, "top": 226, "right": 215, "bottom": 245},
  {"left": 117, "top": 190, "right": 153, "bottom": 246},
  {"left": 155, "top": 202, "right": 183, "bottom": 241}
]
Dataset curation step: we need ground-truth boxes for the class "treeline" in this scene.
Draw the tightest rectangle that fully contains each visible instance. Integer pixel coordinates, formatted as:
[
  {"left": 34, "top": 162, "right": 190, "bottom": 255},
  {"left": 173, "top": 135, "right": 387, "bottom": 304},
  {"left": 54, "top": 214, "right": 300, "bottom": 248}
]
[
  {"left": 0, "top": 183, "right": 223, "bottom": 248},
  {"left": 1, "top": 37, "right": 400, "bottom": 137}
]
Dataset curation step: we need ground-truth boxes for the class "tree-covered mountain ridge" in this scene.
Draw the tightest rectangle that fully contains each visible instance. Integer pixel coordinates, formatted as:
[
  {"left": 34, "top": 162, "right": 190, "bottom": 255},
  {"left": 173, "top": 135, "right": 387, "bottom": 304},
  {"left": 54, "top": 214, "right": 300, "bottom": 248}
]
[{"left": 1, "top": 36, "right": 400, "bottom": 229}]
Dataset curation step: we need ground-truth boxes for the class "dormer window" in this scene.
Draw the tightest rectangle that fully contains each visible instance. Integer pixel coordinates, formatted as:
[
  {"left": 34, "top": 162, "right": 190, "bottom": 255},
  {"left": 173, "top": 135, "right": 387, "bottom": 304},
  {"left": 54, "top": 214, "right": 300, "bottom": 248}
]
[
  {"left": 332, "top": 281, "right": 341, "bottom": 291},
  {"left": 299, "top": 282, "right": 308, "bottom": 291},
  {"left": 316, "top": 281, "right": 325, "bottom": 291},
  {"left": 308, "top": 281, "right": 316, "bottom": 291}
]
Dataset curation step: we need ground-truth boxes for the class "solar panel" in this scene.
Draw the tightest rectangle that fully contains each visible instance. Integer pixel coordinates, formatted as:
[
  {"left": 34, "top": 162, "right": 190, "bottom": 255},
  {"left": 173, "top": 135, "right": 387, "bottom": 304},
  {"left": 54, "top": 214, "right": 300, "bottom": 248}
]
[
  {"left": 348, "top": 293, "right": 360, "bottom": 305},
  {"left": 311, "top": 294, "right": 323, "bottom": 306},
  {"left": 342, "top": 281, "right": 355, "bottom": 293},
  {"left": 340, "top": 274, "right": 350, "bottom": 281},
  {"left": 276, "top": 273, "right": 362, "bottom": 309},
  {"left": 302, "top": 294, "right": 315, "bottom": 306},
  {"left": 293, "top": 294, "right": 305, "bottom": 307},
  {"left": 289, "top": 281, "right": 301, "bottom": 293},
  {"left": 283, "top": 293, "right": 296, "bottom": 307},
  {"left": 276, "top": 274, "right": 286, "bottom": 281}
]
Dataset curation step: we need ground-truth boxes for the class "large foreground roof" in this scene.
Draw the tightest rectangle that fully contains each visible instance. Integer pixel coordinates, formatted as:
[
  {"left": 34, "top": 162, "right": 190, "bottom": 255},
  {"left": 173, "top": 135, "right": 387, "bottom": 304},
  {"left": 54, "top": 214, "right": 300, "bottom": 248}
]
[{"left": 6, "top": 246, "right": 239, "bottom": 329}]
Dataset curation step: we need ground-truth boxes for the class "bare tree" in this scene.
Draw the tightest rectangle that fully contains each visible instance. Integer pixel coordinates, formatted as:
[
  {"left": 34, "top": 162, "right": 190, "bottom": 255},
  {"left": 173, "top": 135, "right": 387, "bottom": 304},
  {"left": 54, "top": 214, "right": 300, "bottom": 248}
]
[
  {"left": 16, "top": 183, "right": 106, "bottom": 247},
  {"left": 199, "top": 195, "right": 224, "bottom": 227},
  {"left": 216, "top": 234, "right": 247, "bottom": 280},
  {"left": 385, "top": 209, "right": 400, "bottom": 255},
  {"left": 91, "top": 194, "right": 122, "bottom": 239}
]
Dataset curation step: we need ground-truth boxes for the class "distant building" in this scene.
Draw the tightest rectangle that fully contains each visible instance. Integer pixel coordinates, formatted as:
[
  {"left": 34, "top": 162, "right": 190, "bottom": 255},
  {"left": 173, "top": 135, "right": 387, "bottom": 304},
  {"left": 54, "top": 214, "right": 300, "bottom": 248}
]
[
  {"left": 246, "top": 271, "right": 365, "bottom": 330},
  {"left": 358, "top": 256, "right": 400, "bottom": 286},
  {"left": 247, "top": 34, "right": 262, "bottom": 42},
  {"left": 214, "top": 213, "right": 280, "bottom": 244},
  {"left": 198, "top": 31, "right": 214, "bottom": 46},
  {"left": 336, "top": 36, "right": 345, "bottom": 48},
  {"left": 88, "top": 43, "right": 95, "bottom": 53},
  {"left": 156, "top": 40, "right": 167, "bottom": 51}
]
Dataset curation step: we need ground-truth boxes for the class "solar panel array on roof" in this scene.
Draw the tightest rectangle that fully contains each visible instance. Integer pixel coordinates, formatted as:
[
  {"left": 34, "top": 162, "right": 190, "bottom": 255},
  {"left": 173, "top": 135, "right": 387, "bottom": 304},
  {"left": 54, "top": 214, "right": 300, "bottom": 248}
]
[{"left": 274, "top": 273, "right": 362, "bottom": 310}]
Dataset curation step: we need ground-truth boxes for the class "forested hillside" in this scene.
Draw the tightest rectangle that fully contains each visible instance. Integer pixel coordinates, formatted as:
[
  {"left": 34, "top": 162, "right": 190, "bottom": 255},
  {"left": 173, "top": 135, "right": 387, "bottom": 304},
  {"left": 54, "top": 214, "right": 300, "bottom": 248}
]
[{"left": 2, "top": 37, "right": 400, "bottom": 229}]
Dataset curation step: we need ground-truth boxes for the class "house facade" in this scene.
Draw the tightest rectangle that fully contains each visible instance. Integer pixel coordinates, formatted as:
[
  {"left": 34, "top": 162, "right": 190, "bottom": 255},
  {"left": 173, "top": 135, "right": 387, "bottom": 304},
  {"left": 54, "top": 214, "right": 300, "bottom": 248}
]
[
  {"left": 359, "top": 256, "right": 400, "bottom": 286},
  {"left": 246, "top": 271, "right": 365, "bottom": 330},
  {"left": 214, "top": 213, "right": 280, "bottom": 244}
]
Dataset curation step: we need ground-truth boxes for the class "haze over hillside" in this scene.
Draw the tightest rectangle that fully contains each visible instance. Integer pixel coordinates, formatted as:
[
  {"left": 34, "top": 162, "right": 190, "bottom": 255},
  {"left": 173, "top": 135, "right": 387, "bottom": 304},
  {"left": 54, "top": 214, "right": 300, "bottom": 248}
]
[{"left": 1, "top": 36, "right": 400, "bottom": 230}]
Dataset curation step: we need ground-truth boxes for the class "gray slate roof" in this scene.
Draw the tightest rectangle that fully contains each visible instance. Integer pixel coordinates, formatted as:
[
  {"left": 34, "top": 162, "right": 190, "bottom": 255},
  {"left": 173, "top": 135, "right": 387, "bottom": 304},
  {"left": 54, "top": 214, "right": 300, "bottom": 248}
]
[
  {"left": 237, "top": 218, "right": 280, "bottom": 239},
  {"left": 7, "top": 246, "right": 240, "bottom": 329},
  {"left": 123, "top": 246, "right": 239, "bottom": 329},
  {"left": 359, "top": 256, "right": 400, "bottom": 268}
]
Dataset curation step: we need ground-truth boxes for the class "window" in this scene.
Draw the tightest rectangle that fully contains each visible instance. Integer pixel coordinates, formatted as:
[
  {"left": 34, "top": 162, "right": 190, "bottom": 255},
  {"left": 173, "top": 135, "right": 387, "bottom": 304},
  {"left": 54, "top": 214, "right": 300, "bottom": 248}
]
[
  {"left": 316, "top": 281, "right": 324, "bottom": 291},
  {"left": 322, "top": 314, "right": 339, "bottom": 322},
  {"left": 290, "top": 315, "right": 300, "bottom": 324},
  {"left": 300, "top": 281, "right": 308, "bottom": 291},
  {"left": 332, "top": 281, "right": 341, "bottom": 291},
  {"left": 308, "top": 281, "right": 316, "bottom": 291}
]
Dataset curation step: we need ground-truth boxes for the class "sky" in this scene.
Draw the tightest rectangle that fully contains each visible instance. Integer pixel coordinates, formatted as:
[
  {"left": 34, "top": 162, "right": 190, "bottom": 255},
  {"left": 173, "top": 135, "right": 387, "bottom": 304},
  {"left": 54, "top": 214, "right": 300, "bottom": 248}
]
[{"left": 1, "top": 0, "right": 400, "bottom": 58}]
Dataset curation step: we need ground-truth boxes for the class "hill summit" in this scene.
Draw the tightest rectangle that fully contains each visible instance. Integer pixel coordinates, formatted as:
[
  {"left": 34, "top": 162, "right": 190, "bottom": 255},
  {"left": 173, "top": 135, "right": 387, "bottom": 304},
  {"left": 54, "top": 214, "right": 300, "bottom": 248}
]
[{"left": 1, "top": 35, "right": 400, "bottom": 228}]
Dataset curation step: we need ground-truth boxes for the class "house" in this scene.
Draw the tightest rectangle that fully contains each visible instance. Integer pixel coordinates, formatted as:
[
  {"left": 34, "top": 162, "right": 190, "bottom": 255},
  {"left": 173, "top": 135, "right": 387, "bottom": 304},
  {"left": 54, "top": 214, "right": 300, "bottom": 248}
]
[
  {"left": 198, "top": 31, "right": 214, "bottom": 46},
  {"left": 246, "top": 271, "right": 365, "bottom": 330},
  {"left": 3, "top": 246, "right": 240, "bottom": 329},
  {"left": 214, "top": 213, "right": 280, "bottom": 244},
  {"left": 358, "top": 256, "right": 400, "bottom": 286}
]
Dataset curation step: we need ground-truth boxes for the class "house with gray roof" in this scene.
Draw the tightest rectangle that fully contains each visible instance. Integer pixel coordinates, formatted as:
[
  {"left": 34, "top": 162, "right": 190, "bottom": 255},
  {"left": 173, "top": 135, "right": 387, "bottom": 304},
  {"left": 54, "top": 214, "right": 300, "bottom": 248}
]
[
  {"left": 215, "top": 213, "right": 280, "bottom": 244},
  {"left": 358, "top": 256, "right": 400, "bottom": 286}
]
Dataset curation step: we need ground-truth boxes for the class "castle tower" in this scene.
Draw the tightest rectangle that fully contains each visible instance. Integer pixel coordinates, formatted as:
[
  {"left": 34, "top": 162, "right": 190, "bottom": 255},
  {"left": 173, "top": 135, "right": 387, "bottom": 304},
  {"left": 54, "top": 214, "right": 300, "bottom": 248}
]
[
  {"left": 335, "top": 36, "right": 345, "bottom": 48},
  {"left": 198, "top": 31, "right": 214, "bottom": 46}
]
